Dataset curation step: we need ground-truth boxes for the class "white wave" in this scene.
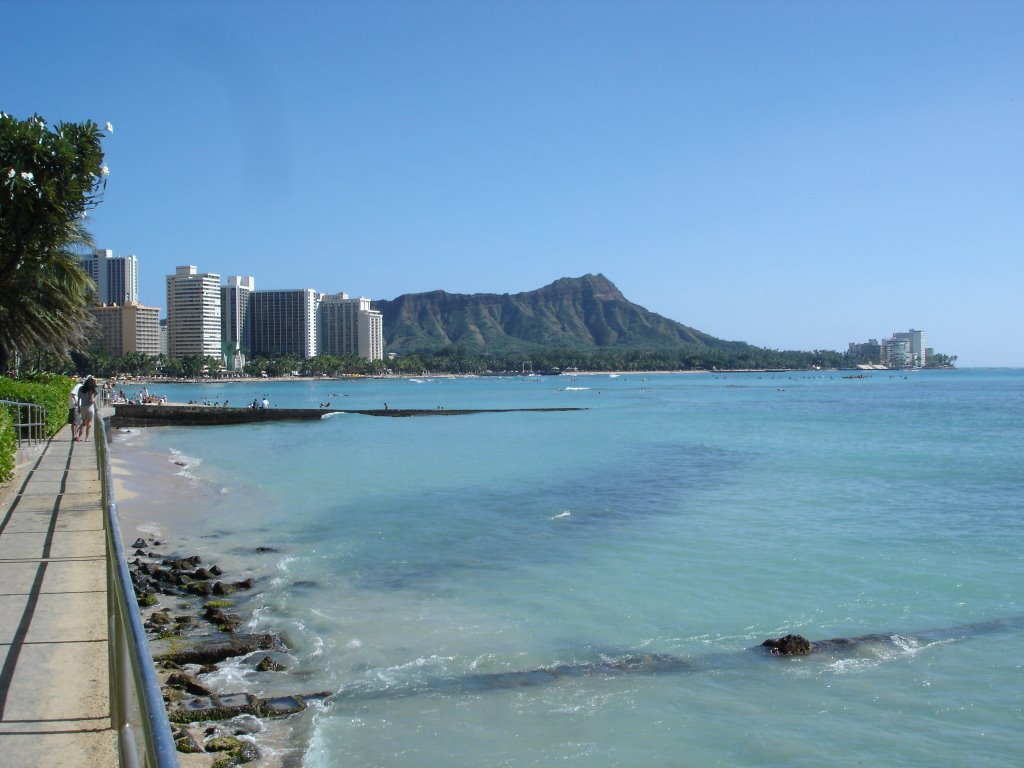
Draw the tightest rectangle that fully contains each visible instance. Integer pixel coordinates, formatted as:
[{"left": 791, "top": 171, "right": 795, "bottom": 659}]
[
  {"left": 135, "top": 523, "right": 164, "bottom": 539},
  {"left": 552, "top": 511, "right": 572, "bottom": 519},
  {"left": 320, "top": 411, "right": 347, "bottom": 419},
  {"left": 561, "top": 386, "right": 590, "bottom": 391},
  {"left": 311, "top": 635, "right": 325, "bottom": 657},
  {"left": 276, "top": 554, "right": 296, "bottom": 572},
  {"left": 168, "top": 448, "right": 202, "bottom": 479},
  {"left": 608, "top": 373, "right": 620, "bottom": 378},
  {"left": 346, "top": 638, "right": 362, "bottom": 649}
]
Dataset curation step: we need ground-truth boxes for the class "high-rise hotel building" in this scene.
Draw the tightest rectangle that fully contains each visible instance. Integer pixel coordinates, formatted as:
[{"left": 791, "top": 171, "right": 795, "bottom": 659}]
[
  {"left": 166, "top": 265, "right": 222, "bottom": 358},
  {"left": 78, "top": 249, "right": 138, "bottom": 305},
  {"left": 318, "top": 294, "right": 384, "bottom": 361},
  {"left": 89, "top": 302, "right": 161, "bottom": 358},
  {"left": 250, "top": 289, "right": 319, "bottom": 359},
  {"left": 221, "top": 276, "right": 255, "bottom": 354}
]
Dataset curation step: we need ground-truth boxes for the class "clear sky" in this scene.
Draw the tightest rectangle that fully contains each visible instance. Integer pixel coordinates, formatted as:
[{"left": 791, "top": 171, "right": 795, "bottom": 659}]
[{"left": 4, "top": 0, "right": 1021, "bottom": 366}]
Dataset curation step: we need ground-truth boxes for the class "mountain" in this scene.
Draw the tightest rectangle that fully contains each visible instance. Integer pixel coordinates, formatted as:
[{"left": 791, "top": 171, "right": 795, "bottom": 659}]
[{"left": 373, "top": 274, "right": 753, "bottom": 354}]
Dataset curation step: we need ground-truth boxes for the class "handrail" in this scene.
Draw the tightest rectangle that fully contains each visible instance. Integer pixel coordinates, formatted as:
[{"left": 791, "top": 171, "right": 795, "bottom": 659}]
[
  {"left": 96, "top": 418, "right": 179, "bottom": 767},
  {"left": 0, "top": 398, "right": 47, "bottom": 449}
]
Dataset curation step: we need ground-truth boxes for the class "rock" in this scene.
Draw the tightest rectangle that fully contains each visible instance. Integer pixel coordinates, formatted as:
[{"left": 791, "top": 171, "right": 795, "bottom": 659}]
[
  {"left": 206, "top": 735, "right": 242, "bottom": 754},
  {"left": 172, "top": 725, "right": 201, "bottom": 753},
  {"left": 209, "top": 564, "right": 224, "bottom": 576},
  {"left": 192, "top": 567, "right": 213, "bottom": 581},
  {"left": 154, "top": 634, "right": 281, "bottom": 666},
  {"left": 212, "top": 581, "right": 236, "bottom": 596},
  {"left": 232, "top": 578, "right": 255, "bottom": 591},
  {"left": 203, "top": 606, "right": 242, "bottom": 633},
  {"left": 148, "top": 611, "right": 172, "bottom": 626},
  {"left": 168, "top": 693, "right": 260, "bottom": 724},
  {"left": 761, "top": 634, "right": 813, "bottom": 655},
  {"left": 132, "top": 538, "right": 147, "bottom": 549},
  {"left": 187, "top": 581, "right": 214, "bottom": 597},
  {"left": 134, "top": 548, "right": 147, "bottom": 556},
  {"left": 255, "top": 546, "right": 279, "bottom": 553},
  {"left": 255, "top": 655, "right": 285, "bottom": 672},
  {"left": 166, "top": 671, "right": 214, "bottom": 697},
  {"left": 165, "top": 555, "right": 202, "bottom": 570}
]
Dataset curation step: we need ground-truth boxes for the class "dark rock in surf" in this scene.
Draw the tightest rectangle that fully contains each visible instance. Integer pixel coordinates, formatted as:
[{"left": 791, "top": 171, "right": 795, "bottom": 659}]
[
  {"left": 203, "top": 606, "right": 242, "bottom": 633},
  {"left": 166, "top": 671, "right": 214, "bottom": 697},
  {"left": 255, "top": 655, "right": 285, "bottom": 672},
  {"left": 761, "top": 634, "right": 813, "bottom": 655}
]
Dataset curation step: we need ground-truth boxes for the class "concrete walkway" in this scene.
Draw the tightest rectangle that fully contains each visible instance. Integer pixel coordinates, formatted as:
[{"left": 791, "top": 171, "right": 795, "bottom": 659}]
[{"left": 0, "top": 424, "right": 117, "bottom": 767}]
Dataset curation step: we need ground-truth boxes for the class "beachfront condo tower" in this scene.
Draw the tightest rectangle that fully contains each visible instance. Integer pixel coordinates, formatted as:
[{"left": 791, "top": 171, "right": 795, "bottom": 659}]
[
  {"left": 250, "top": 288, "right": 319, "bottom": 359},
  {"left": 78, "top": 248, "right": 139, "bottom": 305},
  {"left": 317, "top": 293, "right": 384, "bottom": 361},
  {"left": 166, "top": 265, "right": 222, "bottom": 359},
  {"left": 221, "top": 275, "right": 255, "bottom": 355}
]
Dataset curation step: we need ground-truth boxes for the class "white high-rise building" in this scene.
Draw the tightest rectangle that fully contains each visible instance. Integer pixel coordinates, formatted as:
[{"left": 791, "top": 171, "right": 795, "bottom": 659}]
[
  {"left": 78, "top": 248, "right": 138, "bottom": 305},
  {"left": 891, "top": 329, "right": 927, "bottom": 367},
  {"left": 250, "top": 289, "right": 319, "bottom": 359},
  {"left": 317, "top": 293, "right": 384, "bottom": 361},
  {"left": 166, "top": 265, "right": 222, "bottom": 358}
]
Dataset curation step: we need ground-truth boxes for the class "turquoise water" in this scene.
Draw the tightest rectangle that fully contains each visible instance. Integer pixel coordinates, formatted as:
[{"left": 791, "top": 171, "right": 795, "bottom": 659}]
[{"left": 113, "top": 370, "right": 1024, "bottom": 767}]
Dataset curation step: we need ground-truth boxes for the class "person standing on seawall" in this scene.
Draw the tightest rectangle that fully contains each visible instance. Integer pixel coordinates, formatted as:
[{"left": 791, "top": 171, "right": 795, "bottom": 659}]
[{"left": 77, "top": 376, "right": 98, "bottom": 442}]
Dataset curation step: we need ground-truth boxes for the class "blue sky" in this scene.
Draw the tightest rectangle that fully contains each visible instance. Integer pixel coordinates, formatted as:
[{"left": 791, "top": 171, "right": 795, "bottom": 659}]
[{"left": 4, "top": 1, "right": 1021, "bottom": 366}]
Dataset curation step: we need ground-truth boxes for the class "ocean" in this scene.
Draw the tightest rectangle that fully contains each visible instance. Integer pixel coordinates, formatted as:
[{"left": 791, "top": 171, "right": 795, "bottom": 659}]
[{"left": 110, "top": 369, "right": 1024, "bottom": 767}]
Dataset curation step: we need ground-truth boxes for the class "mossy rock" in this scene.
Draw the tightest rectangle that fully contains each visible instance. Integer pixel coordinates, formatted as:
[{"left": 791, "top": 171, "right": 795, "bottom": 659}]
[{"left": 205, "top": 735, "right": 243, "bottom": 754}]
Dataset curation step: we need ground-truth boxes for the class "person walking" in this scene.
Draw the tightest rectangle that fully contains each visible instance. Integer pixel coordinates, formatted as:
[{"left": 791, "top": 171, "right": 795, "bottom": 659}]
[
  {"left": 67, "top": 384, "right": 81, "bottom": 438},
  {"left": 77, "top": 376, "right": 98, "bottom": 442}
]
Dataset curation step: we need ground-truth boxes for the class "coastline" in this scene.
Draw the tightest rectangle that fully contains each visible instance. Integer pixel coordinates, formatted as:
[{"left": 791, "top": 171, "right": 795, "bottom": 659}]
[{"left": 109, "top": 426, "right": 321, "bottom": 767}]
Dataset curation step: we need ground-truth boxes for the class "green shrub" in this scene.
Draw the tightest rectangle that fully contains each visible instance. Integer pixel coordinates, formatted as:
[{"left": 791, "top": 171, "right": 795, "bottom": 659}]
[
  {"left": 0, "top": 374, "right": 77, "bottom": 437},
  {"left": 0, "top": 406, "right": 14, "bottom": 485}
]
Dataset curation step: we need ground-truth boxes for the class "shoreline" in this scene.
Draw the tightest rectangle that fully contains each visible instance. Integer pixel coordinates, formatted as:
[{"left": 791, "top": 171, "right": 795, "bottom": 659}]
[{"left": 110, "top": 427, "right": 319, "bottom": 767}]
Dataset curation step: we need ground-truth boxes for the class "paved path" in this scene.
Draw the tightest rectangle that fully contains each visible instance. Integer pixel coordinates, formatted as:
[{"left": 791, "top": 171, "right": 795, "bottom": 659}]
[{"left": 0, "top": 425, "right": 117, "bottom": 767}]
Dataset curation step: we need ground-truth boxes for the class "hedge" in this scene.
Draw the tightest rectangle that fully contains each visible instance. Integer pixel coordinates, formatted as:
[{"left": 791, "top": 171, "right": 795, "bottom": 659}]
[
  {"left": 0, "top": 407, "right": 14, "bottom": 484},
  {"left": 0, "top": 374, "right": 77, "bottom": 483}
]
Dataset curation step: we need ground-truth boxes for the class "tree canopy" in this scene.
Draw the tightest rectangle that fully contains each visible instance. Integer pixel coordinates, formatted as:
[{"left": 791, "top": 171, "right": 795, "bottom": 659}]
[{"left": 1, "top": 112, "right": 108, "bottom": 373}]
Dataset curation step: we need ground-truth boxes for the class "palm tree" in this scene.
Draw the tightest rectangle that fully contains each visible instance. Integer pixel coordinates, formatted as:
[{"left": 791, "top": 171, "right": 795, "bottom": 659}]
[{"left": 0, "top": 223, "right": 97, "bottom": 374}]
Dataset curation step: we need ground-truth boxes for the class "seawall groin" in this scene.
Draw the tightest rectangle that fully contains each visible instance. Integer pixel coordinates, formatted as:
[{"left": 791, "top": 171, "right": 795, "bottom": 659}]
[{"left": 109, "top": 403, "right": 585, "bottom": 428}]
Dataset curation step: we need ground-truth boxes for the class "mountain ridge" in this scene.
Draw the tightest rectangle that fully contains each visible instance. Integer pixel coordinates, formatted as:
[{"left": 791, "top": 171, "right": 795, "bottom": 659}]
[{"left": 374, "top": 274, "right": 753, "bottom": 354}]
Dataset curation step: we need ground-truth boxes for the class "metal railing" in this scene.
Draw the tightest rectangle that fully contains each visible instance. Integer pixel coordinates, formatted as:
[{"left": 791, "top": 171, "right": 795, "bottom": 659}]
[
  {"left": 0, "top": 399, "right": 47, "bottom": 449},
  {"left": 96, "top": 419, "right": 179, "bottom": 768}
]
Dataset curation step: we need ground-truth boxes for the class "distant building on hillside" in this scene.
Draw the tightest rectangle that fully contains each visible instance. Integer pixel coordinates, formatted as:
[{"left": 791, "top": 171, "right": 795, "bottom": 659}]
[
  {"left": 317, "top": 293, "right": 384, "bottom": 361},
  {"left": 166, "top": 265, "right": 222, "bottom": 359},
  {"left": 89, "top": 302, "right": 161, "bottom": 358},
  {"left": 250, "top": 288, "right": 319, "bottom": 359},
  {"left": 79, "top": 249, "right": 138, "bottom": 305}
]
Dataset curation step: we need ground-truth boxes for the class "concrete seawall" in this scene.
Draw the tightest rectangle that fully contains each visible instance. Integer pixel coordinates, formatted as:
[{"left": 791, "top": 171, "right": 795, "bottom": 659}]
[{"left": 109, "top": 403, "right": 584, "bottom": 428}]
